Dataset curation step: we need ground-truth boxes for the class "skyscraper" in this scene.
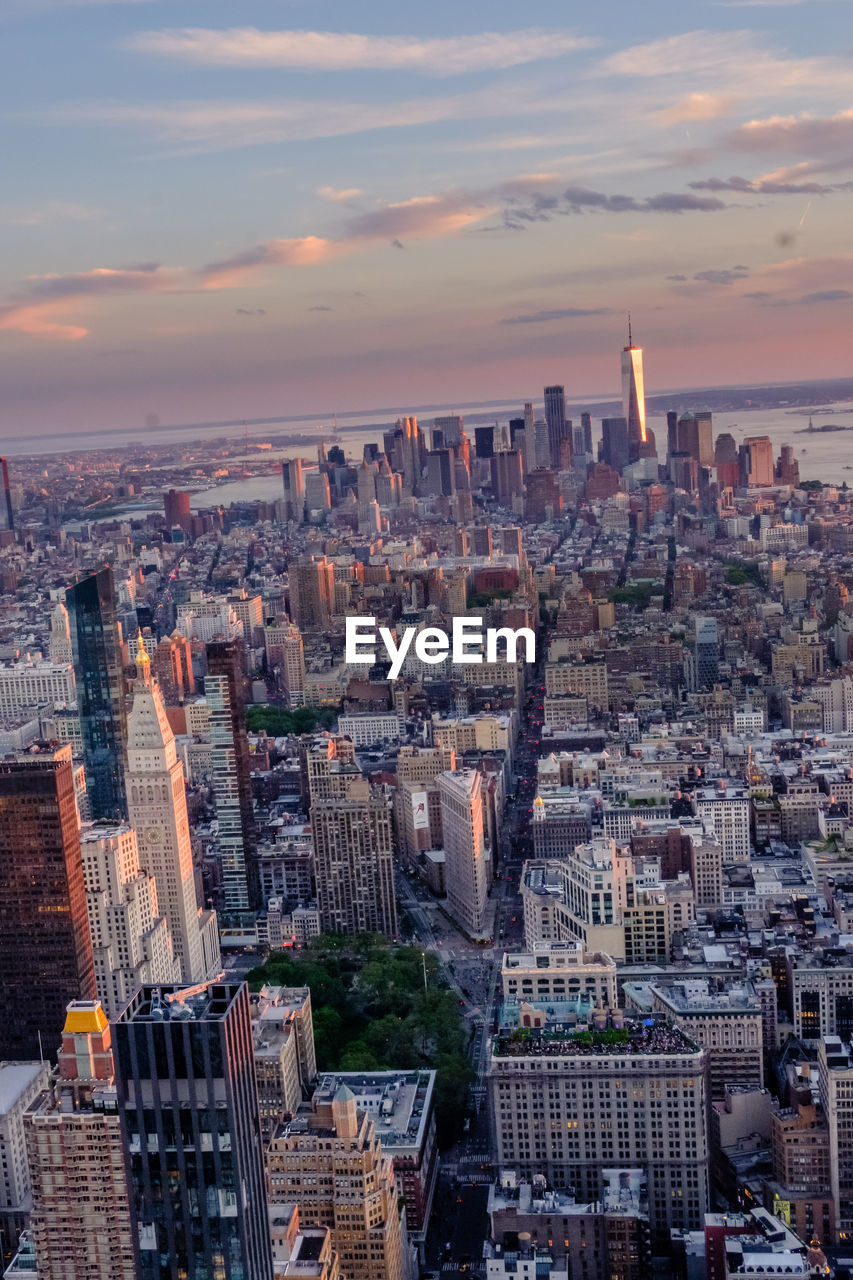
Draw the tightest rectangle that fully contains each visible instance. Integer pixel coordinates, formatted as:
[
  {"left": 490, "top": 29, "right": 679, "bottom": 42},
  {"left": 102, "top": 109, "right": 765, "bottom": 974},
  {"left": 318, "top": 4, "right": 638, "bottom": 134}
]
[
  {"left": 695, "top": 616, "right": 720, "bottom": 689},
  {"left": 164, "top": 489, "right": 191, "bottom": 533},
  {"left": 439, "top": 769, "right": 489, "bottom": 939},
  {"left": 621, "top": 319, "right": 647, "bottom": 460},
  {"left": 0, "top": 759, "right": 96, "bottom": 1060},
  {"left": 289, "top": 556, "right": 335, "bottom": 630},
  {"left": 739, "top": 436, "right": 775, "bottom": 487},
  {"left": 676, "top": 412, "right": 714, "bottom": 467},
  {"left": 126, "top": 648, "right": 220, "bottom": 982},
  {"left": 282, "top": 458, "right": 305, "bottom": 522},
  {"left": 66, "top": 567, "right": 128, "bottom": 821},
  {"left": 80, "top": 821, "right": 177, "bottom": 1017},
  {"left": 544, "top": 385, "right": 571, "bottom": 470},
  {"left": 0, "top": 457, "right": 14, "bottom": 532},
  {"left": 601, "top": 417, "right": 630, "bottom": 474},
  {"left": 114, "top": 982, "right": 274, "bottom": 1280},
  {"left": 581, "top": 411, "right": 593, "bottom": 455},
  {"left": 311, "top": 778, "right": 398, "bottom": 937},
  {"left": 24, "top": 1000, "right": 137, "bottom": 1280},
  {"left": 474, "top": 425, "right": 495, "bottom": 459}
]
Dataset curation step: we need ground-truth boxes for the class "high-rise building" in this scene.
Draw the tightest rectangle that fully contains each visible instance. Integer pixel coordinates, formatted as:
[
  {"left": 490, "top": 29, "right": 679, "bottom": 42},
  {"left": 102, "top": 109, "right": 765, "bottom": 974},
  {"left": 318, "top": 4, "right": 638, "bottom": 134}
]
[
  {"left": 0, "top": 1061, "right": 50, "bottom": 1269},
  {"left": 304, "top": 469, "right": 332, "bottom": 517},
  {"left": 0, "top": 759, "right": 96, "bottom": 1060},
  {"left": 474, "top": 425, "right": 495, "bottom": 459},
  {"left": 714, "top": 432, "right": 740, "bottom": 490},
  {"left": 152, "top": 631, "right": 195, "bottom": 704},
  {"left": 66, "top": 567, "right": 128, "bottom": 821},
  {"left": 282, "top": 458, "right": 305, "bottom": 522},
  {"left": 48, "top": 600, "right": 73, "bottom": 664},
  {"left": 24, "top": 1001, "right": 136, "bottom": 1280},
  {"left": 488, "top": 1016, "right": 710, "bottom": 1245},
  {"left": 126, "top": 648, "right": 220, "bottom": 982},
  {"left": 80, "top": 820, "right": 178, "bottom": 1017},
  {"left": 267, "top": 1084, "right": 405, "bottom": 1280},
  {"left": 114, "top": 982, "right": 274, "bottom": 1280},
  {"left": 489, "top": 450, "right": 524, "bottom": 503},
  {"left": 439, "top": 769, "right": 490, "bottom": 940},
  {"left": 676, "top": 412, "right": 714, "bottom": 467},
  {"left": 433, "top": 414, "right": 464, "bottom": 446},
  {"left": 621, "top": 320, "right": 646, "bottom": 460},
  {"left": 695, "top": 616, "right": 720, "bottom": 689},
  {"left": 581, "top": 411, "right": 593, "bottom": 455},
  {"left": 544, "top": 385, "right": 571, "bottom": 469},
  {"left": 601, "top": 417, "right": 630, "bottom": 474},
  {"left": 0, "top": 457, "right": 14, "bottom": 533},
  {"left": 289, "top": 556, "right": 335, "bottom": 630},
  {"left": 739, "top": 436, "right": 775, "bottom": 487},
  {"left": 207, "top": 667, "right": 257, "bottom": 916},
  {"left": 311, "top": 778, "right": 398, "bottom": 937},
  {"left": 164, "top": 489, "right": 191, "bottom": 533}
]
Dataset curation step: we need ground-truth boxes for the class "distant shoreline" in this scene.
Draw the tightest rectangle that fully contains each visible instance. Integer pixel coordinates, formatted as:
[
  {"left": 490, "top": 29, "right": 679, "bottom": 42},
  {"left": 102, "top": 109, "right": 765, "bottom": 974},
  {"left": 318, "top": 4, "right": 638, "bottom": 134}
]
[{"left": 795, "top": 424, "right": 853, "bottom": 434}]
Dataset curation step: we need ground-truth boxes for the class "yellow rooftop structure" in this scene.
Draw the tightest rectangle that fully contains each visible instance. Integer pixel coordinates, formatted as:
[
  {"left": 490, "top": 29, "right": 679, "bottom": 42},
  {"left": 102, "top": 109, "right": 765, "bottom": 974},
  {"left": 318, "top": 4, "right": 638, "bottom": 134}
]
[{"left": 63, "top": 1001, "right": 108, "bottom": 1035}]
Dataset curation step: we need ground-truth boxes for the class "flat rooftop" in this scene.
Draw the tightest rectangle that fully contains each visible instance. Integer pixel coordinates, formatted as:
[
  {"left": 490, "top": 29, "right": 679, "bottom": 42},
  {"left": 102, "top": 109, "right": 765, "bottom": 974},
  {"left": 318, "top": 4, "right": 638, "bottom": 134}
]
[
  {"left": 311, "top": 1070, "right": 435, "bottom": 1150},
  {"left": 0, "top": 1062, "right": 45, "bottom": 1115},
  {"left": 117, "top": 982, "right": 238, "bottom": 1024},
  {"left": 493, "top": 1018, "right": 700, "bottom": 1059}
]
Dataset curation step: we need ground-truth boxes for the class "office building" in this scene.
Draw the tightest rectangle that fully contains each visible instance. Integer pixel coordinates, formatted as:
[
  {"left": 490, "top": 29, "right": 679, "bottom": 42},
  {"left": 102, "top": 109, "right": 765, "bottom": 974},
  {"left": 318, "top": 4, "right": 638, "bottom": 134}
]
[
  {"left": 0, "top": 759, "right": 96, "bottom": 1061},
  {"left": 0, "top": 1061, "right": 50, "bottom": 1269},
  {"left": 24, "top": 1001, "right": 136, "bottom": 1280},
  {"left": 126, "top": 648, "right": 220, "bottom": 982},
  {"left": 288, "top": 557, "right": 335, "bottom": 630},
  {"left": 0, "top": 456, "right": 14, "bottom": 532},
  {"left": 208, "top": 640, "right": 259, "bottom": 914},
  {"left": 694, "top": 615, "right": 720, "bottom": 689},
  {"left": 544, "top": 385, "right": 571, "bottom": 470},
  {"left": 114, "top": 982, "right": 274, "bottom": 1280},
  {"left": 601, "top": 417, "right": 630, "bottom": 474},
  {"left": 433, "top": 414, "right": 464, "bottom": 446},
  {"left": 164, "top": 489, "right": 191, "bottom": 533},
  {"left": 488, "top": 1017, "right": 709, "bottom": 1244},
  {"left": 490, "top": 450, "right": 524, "bottom": 503},
  {"left": 676, "top": 412, "right": 714, "bottom": 467},
  {"left": 152, "top": 631, "right": 195, "bottom": 705},
  {"left": 501, "top": 942, "right": 618, "bottom": 1013},
  {"left": 644, "top": 981, "right": 764, "bottom": 1099},
  {"left": 312, "top": 778, "right": 397, "bottom": 937},
  {"left": 80, "top": 821, "right": 177, "bottom": 1017},
  {"left": 282, "top": 458, "right": 305, "bottom": 522},
  {"left": 267, "top": 1084, "right": 405, "bottom": 1280},
  {"left": 439, "top": 769, "right": 490, "bottom": 940},
  {"left": 474, "top": 425, "right": 495, "bottom": 458},
  {"left": 739, "top": 436, "right": 775, "bottom": 488},
  {"left": 621, "top": 321, "right": 647, "bottom": 459},
  {"left": 0, "top": 659, "right": 75, "bottom": 720},
  {"left": 309, "top": 1071, "right": 437, "bottom": 1239},
  {"left": 252, "top": 986, "right": 317, "bottom": 1145},
  {"left": 66, "top": 567, "right": 128, "bottom": 821},
  {"left": 304, "top": 468, "right": 332, "bottom": 517}
]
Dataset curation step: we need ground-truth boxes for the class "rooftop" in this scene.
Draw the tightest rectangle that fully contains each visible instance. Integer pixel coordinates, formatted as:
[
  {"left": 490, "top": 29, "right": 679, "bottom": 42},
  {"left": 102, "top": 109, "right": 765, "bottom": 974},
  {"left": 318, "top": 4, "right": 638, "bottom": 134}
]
[
  {"left": 0, "top": 1062, "right": 46, "bottom": 1116},
  {"left": 311, "top": 1069, "right": 435, "bottom": 1150},
  {"left": 492, "top": 1017, "right": 700, "bottom": 1059},
  {"left": 117, "top": 981, "right": 237, "bottom": 1024}
]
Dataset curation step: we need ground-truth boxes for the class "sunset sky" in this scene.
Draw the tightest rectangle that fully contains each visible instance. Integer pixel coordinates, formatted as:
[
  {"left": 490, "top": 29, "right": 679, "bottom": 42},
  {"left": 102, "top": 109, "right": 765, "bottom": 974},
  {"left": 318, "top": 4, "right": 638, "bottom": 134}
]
[{"left": 1, "top": 0, "right": 852, "bottom": 436}]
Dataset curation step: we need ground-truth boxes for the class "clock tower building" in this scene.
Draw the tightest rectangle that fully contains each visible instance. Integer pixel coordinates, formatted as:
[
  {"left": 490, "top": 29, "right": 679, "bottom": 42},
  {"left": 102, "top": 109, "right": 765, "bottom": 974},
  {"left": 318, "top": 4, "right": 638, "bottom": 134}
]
[{"left": 126, "top": 644, "right": 221, "bottom": 982}]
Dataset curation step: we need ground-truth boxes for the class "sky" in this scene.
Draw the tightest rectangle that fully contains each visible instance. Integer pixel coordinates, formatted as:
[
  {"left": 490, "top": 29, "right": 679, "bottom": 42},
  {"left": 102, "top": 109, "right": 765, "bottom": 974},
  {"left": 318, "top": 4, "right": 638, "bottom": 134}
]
[{"left": 1, "top": 0, "right": 852, "bottom": 437}]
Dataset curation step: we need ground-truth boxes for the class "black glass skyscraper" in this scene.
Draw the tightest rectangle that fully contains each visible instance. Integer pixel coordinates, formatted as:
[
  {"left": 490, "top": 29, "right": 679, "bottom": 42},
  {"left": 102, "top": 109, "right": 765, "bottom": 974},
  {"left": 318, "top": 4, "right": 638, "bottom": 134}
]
[
  {"left": 66, "top": 566, "right": 128, "bottom": 820},
  {"left": 114, "top": 982, "right": 273, "bottom": 1280},
  {"left": 0, "top": 457, "right": 14, "bottom": 532},
  {"left": 544, "top": 385, "right": 571, "bottom": 469}
]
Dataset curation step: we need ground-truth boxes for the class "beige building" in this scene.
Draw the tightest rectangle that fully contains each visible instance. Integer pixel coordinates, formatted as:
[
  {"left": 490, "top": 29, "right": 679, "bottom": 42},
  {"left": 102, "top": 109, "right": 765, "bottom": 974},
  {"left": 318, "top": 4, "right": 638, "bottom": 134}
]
[
  {"left": 438, "top": 769, "right": 490, "bottom": 939},
  {"left": 252, "top": 986, "right": 317, "bottom": 1145},
  {"left": 79, "top": 821, "right": 177, "bottom": 1018},
  {"left": 24, "top": 1002, "right": 135, "bottom": 1280},
  {"left": 488, "top": 1018, "right": 709, "bottom": 1244},
  {"left": 544, "top": 658, "right": 609, "bottom": 709},
  {"left": 501, "top": 941, "right": 617, "bottom": 1011},
  {"left": 311, "top": 779, "right": 398, "bottom": 938},
  {"left": 646, "top": 981, "right": 764, "bottom": 1099},
  {"left": 267, "top": 1085, "right": 405, "bottom": 1280}
]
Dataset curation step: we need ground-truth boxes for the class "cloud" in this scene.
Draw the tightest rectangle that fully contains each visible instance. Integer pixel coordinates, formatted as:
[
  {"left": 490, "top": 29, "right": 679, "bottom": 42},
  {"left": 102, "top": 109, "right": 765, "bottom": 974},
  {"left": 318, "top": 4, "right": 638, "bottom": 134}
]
[
  {"left": 0, "top": 201, "right": 104, "bottom": 227},
  {"left": 666, "top": 274, "right": 688, "bottom": 282},
  {"left": 235, "top": 307, "right": 266, "bottom": 316},
  {"left": 345, "top": 193, "right": 496, "bottom": 240},
  {"left": 562, "top": 184, "right": 726, "bottom": 213},
  {"left": 307, "top": 305, "right": 333, "bottom": 312},
  {"left": 128, "top": 26, "right": 597, "bottom": 75},
  {"left": 798, "top": 289, "right": 853, "bottom": 303},
  {"left": 501, "top": 307, "right": 615, "bottom": 325},
  {"left": 391, "top": 239, "right": 405, "bottom": 249},
  {"left": 658, "top": 93, "right": 734, "bottom": 127},
  {"left": 693, "top": 266, "right": 750, "bottom": 285},
  {"left": 689, "top": 174, "right": 838, "bottom": 194},
  {"left": 728, "top": 107, "right": 853, "bottom": 156},
  {"left": 317, "top": 186, "right": 364, "bottom": 203}
]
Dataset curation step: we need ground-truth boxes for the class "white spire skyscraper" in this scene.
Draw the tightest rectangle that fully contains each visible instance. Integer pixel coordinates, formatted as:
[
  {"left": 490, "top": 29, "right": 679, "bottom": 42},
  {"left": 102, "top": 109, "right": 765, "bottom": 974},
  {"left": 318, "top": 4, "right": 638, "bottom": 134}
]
[
  {"left": 621, "top": 315, "right": 647, "bottom": 459},
  {"left": 125, "top": 645, "right": 220, "bottom": 982}
]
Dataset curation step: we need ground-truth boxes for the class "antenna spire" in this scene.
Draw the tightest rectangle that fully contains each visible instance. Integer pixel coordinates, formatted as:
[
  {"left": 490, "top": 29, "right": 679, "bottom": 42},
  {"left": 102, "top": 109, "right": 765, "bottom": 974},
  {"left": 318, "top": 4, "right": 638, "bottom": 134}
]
[{"left": 628, "top": 312, "right": 633, "bottom": 347}]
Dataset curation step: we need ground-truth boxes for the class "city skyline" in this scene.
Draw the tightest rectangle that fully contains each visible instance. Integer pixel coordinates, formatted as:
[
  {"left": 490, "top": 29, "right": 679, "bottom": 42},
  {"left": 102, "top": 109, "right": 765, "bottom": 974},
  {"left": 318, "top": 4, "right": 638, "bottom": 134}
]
[{"left": 1, "top": 1, "right": 852, "bottom": 436}]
